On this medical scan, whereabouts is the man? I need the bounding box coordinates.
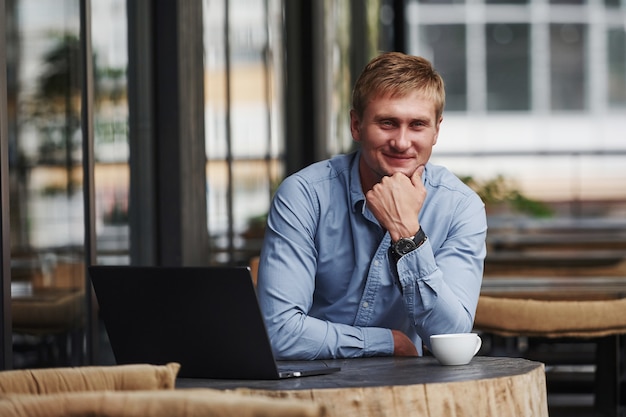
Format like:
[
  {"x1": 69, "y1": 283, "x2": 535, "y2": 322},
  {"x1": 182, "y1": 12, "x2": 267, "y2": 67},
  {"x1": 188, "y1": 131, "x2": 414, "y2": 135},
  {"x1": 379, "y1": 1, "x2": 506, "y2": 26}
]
[{"x1": 256, "y1": 52, "x2": 487, "y2": 360}]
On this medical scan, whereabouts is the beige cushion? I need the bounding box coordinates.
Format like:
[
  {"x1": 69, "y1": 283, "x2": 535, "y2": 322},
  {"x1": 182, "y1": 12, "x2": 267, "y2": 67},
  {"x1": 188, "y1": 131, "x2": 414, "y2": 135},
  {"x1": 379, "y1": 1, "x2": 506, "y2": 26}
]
[
  {"x1": 0, "y1": 389, "x2": 323, "y2": 417},
  {"x1": 0, "y1": 363, "x2": 180, "y2": 395},
  {"x1": 474, "y1": 295, "x2": 626, "y2": 338},
  {"x1": 0, "y1": 364, "x2": 323, "y2": 417}
]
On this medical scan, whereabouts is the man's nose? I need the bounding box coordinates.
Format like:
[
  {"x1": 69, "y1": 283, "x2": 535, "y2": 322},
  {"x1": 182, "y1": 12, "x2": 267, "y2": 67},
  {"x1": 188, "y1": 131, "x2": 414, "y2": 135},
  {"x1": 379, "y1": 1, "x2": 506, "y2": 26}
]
[{"x1": 391, "y1": 128, "x2": 411, "y2": 151}]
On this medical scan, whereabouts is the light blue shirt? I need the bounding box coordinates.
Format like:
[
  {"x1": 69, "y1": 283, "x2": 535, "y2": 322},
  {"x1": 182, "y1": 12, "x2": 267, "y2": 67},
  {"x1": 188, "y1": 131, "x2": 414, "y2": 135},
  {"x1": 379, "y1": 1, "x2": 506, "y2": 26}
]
[{"x1": 256, "y1": 151, "x2": 487, "y2": 360}]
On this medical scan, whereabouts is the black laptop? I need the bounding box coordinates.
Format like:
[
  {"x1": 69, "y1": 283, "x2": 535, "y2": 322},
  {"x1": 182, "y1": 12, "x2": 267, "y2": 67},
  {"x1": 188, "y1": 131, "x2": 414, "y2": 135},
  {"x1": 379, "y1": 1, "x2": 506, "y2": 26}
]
[{"x1": 88, "y1": 265, "x2": 340, "y2": 379}]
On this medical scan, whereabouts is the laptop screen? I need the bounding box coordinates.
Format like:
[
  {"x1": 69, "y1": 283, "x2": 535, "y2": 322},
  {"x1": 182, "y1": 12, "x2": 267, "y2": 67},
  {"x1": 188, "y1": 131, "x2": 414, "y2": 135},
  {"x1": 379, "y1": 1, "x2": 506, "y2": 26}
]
[{"x1": 89, "y1": 265, "x2": 282, "y2": 378}]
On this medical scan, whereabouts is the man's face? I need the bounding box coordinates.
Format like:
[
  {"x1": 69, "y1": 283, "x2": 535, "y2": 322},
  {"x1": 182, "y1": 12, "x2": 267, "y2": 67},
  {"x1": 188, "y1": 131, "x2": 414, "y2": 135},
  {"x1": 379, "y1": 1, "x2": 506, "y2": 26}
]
[{"x1": 350, "y1": 91, "x2": 442, "y2": 191}]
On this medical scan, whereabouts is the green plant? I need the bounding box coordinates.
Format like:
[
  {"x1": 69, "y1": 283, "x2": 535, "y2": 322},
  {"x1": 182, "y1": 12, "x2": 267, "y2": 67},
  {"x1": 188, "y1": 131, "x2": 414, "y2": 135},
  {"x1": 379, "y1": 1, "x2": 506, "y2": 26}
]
[{"x1": 459, "y1": 174, "x2": 553, "y2": 218}]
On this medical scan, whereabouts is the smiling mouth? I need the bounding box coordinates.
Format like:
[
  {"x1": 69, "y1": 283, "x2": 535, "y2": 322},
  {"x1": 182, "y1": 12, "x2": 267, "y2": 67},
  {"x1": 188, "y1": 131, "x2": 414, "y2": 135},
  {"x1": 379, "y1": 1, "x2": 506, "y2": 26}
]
[{"x1": 384, "y1": 153, "x2": 415, "y2": 162}]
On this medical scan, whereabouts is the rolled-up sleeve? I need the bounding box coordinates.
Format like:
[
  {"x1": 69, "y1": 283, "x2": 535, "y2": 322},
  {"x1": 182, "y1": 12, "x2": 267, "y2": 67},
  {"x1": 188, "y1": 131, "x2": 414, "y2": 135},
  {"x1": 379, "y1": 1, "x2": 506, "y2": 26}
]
[{"x1": 256, "y1": 173, "x2": 394, "y2": 360}]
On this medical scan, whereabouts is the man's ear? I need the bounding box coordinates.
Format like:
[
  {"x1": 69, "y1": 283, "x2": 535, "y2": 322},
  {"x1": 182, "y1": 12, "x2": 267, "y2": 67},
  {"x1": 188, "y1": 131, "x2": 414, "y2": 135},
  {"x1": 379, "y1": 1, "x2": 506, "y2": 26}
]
[{"x1": 350, "y1": 110, "x2": 361, "y2": 142}]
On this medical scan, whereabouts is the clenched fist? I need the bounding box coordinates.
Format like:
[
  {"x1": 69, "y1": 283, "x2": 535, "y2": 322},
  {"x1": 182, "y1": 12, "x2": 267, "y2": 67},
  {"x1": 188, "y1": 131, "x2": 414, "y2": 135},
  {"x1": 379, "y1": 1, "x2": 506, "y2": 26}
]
[{"x1": 365, "y1": 166, "x2": 426, "y2": 242}]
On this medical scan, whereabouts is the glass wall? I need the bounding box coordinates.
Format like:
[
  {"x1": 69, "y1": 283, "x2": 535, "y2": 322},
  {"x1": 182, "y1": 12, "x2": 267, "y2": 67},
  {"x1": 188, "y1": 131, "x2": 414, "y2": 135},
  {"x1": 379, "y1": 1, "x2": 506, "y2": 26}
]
[
  {"x1": 201, "y1": 0, "x2": 389, "y2": 267},
  {"x1": 204, "y1": 0, "x2": 285, "y2": 266},
  {"x1": 92, "y1": 0, "x2": 130, "y2": 266},
  {"x1": 8, "y1": 0, "x2": 86, "y2": 368},
  {"x1": 325, "y1": 0, "x2": 356, "y2": 157},
  {"x1": 4, "y1": 0, "x2": 290, "y2": 366},
  {"x1": 6, "y1": 0, "x2": 130, "y2": 368},
  {"x1": 4, "y1": 0, "x2": 289, "y2": 369}
]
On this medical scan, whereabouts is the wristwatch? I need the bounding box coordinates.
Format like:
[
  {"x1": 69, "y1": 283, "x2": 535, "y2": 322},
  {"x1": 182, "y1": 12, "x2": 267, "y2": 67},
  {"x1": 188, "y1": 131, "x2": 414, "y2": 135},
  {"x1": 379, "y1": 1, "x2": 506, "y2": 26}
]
[{"x1": 390, "y1": 227, "x2": 427, "y2": 262}]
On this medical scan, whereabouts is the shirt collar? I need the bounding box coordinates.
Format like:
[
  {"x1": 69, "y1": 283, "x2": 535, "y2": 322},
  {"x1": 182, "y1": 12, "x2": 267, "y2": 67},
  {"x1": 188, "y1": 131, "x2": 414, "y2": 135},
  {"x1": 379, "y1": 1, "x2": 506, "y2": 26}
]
[{"x1": 349, "y1": 150, "x2": 366, "y2": 213}]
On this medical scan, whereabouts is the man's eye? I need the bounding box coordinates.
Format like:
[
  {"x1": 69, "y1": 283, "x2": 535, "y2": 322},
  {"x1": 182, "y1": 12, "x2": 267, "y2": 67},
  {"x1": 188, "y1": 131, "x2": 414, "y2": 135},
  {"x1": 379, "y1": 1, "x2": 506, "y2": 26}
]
[{"x1": 380, "y1": 120, "x2": 394, "y2": 128}]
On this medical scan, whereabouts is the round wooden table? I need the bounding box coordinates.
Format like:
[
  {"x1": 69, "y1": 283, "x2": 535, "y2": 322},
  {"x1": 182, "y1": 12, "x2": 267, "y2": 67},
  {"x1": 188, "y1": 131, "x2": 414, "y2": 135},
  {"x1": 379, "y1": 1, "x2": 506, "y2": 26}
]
[{"x1": 177, "y1": 356, "x2": 548, "y2": 417}]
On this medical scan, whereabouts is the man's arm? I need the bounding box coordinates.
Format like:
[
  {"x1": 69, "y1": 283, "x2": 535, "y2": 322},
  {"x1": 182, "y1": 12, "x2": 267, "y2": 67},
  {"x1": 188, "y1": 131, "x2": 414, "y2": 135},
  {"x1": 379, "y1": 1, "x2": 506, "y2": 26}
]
[
  {"x1": 256, "y1": 175, "x2": 395, "y2": 360},
  {"x1": 395, "y1": 205, "x2": 486, "y2": 349},
  {"x1": 365, "y1": 166, "x2": 486, "y2": 349}
]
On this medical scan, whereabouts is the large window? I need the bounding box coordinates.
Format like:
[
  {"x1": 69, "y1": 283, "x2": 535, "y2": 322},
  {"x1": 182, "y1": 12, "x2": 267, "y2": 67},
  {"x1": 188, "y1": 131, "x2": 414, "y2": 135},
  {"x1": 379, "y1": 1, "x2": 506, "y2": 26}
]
[
  {"x1": 407, "y1": 0, "x2": 626, "y2": 208},
  {"x1": 203, "y1": 0, "x2": 284, "y2": 265},
  {"x1": 550, "y1": 23, "x2": 586, "y2": 111},
  {"x1": 419, "y1": 24, "x2": 467, "y2": 111},
  {"x1": 92, "y1": 0, "x2": 129, "y2": 266},
  {"x1": 608, "y1": 27, "x2": 626, "y2": 108},
  {"x1": 486, "y1": 23, "x2": 530, "y2": 111}
]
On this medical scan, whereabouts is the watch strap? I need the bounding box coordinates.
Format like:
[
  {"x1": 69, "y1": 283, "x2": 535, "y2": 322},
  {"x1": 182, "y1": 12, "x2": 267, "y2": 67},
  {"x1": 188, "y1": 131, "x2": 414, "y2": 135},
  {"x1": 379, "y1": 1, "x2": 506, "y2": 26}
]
[{"x1": 390, "y1": 227, "x2": 427, "y2": 262}]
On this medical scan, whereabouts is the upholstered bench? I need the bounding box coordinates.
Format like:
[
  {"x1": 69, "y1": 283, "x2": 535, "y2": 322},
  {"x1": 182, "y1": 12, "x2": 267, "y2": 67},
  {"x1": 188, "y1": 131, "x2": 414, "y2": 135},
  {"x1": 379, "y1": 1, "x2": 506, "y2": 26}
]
[
  {"x1": 0, "y1": 363, "x2": 323, "y2": 417},
  {"x1": 474, "y1": 295, "x2": 626, "y2": 338}
]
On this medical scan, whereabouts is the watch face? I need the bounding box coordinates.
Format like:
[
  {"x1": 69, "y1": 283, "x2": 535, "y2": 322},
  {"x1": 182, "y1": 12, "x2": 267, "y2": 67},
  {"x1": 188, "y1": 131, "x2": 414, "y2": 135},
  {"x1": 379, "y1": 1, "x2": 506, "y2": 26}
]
[{"x1": 395, "y1": 238, "x2": 418, "y2": 255}]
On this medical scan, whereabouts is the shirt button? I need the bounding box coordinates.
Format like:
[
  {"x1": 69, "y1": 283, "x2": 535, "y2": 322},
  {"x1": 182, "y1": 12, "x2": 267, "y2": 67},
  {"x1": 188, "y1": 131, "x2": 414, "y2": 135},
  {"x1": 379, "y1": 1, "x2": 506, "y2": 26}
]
[
  {"x1": 362, "y1": 302, "x2": 369, "y2": 308},
  {"x1": 373, "y1": 260, "x2": 380, "y2": 266}
]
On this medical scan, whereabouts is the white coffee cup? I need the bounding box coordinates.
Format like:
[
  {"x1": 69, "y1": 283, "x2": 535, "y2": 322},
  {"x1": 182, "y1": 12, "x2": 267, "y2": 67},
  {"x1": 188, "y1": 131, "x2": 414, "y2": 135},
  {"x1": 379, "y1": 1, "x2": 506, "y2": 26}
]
[{"x1": 429, "y1": 333, "x2": 482, "y2": 366}]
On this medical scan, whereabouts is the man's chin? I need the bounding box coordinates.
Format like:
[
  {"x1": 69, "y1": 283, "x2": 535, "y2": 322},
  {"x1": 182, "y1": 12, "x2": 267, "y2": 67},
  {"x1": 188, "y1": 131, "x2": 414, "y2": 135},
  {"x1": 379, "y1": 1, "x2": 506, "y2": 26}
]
[{"x1": 384, "y1": 167, "x2": 416, "y2": 178}]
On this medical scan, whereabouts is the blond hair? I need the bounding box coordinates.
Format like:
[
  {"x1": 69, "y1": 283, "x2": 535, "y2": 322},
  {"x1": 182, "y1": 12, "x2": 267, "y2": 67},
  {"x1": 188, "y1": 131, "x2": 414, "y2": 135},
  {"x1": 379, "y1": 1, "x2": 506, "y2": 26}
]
[{"x1": 352, "y1": 52, "x2": 445, "y2": 120}]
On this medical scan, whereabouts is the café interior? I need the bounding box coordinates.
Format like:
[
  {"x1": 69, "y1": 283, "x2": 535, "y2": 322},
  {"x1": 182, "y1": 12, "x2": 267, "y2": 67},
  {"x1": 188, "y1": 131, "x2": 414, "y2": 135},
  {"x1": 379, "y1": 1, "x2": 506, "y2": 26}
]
[{"x1": 1, "y1": 0, "x2": 626, "y2": 416}]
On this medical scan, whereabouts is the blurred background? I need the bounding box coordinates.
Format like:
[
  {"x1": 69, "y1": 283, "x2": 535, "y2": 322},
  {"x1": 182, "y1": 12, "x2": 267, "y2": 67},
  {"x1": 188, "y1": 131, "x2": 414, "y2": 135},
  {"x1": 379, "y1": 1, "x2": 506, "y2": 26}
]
[{"x1": 1, "y1": 2, "x2": 625, "y2": 410}]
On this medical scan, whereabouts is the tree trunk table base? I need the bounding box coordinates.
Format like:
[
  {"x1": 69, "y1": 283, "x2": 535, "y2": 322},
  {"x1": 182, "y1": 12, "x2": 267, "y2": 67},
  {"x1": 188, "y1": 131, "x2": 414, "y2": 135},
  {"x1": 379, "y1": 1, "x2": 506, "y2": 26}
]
[{"x1": 178, "y1": 356, "x2": 548, "y2": 417}]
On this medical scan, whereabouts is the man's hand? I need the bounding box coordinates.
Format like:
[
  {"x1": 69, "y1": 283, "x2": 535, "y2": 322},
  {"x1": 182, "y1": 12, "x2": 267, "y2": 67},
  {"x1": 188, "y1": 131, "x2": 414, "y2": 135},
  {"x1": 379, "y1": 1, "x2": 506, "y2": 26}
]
[
  {"x1": 365, "y1": 166, "x2": 426, "y2": 242},
  {"x1": 392, "y1": 330, "x2": 419, "y2": 357}
]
